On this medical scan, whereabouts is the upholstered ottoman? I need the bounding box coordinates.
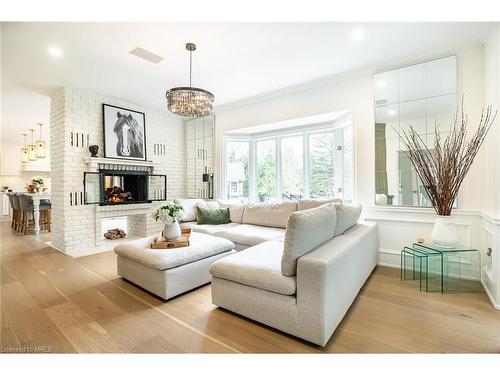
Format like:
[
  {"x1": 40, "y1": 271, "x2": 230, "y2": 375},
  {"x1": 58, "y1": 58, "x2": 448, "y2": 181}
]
[{"x1": 114, "y1": 232, "x2": 236, "y2": 300}]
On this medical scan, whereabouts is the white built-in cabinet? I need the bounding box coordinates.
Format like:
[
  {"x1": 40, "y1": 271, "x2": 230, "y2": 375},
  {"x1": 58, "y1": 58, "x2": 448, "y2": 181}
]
[{"x1": 185, "y1": 115, "x2": 215, "y2": 198}]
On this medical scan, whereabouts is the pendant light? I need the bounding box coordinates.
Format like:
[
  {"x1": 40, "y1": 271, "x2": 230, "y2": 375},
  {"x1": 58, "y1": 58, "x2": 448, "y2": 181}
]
[
  {"x1": 28, "y1": 128, "x2": 37, "y2": 161},
  {"x1": 21, "y1": 133, "x2": 29, "y2": 163},
  {"x1": 35, "y1": 123, "x2": 46, "y2": 158},
  {"x1": 166, "y1": 43, "x2": 215, "y2": 118}
]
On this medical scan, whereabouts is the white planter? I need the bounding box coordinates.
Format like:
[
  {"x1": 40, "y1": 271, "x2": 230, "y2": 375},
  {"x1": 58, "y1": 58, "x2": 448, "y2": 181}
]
[
  {"x1": 431, "y1": 215, "x2": 458, "y2": 248},
  {"x1": 163, "y1": 221, "x2": 181, "y2": 240}
]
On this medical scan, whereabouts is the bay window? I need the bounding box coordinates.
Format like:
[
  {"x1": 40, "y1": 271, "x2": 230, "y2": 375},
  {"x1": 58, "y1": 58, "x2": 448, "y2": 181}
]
[{"x1": 223, "y1": 117, "x2": 354, "y2": 203}]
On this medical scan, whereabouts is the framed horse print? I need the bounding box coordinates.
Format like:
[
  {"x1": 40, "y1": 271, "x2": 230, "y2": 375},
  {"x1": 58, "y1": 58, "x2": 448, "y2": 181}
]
[{"x1": 102, "y1": 104, "x2": 147, "y2": 161}]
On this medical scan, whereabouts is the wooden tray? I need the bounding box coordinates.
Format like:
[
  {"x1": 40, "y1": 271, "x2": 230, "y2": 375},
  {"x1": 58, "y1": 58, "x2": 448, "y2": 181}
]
[{"x1": 151, "y1": 228, "x2": 191, "y2": 249}]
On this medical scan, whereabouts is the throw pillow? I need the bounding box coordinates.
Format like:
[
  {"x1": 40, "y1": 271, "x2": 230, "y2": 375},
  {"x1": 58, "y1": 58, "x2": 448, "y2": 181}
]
[
  {"x1": 197, "y1": 201, "x2": 220, "y2": 209},
  {"x1": 297, "y1": 198, "x2": 343, "y2": 211},
  {"x1": 196, "y1": 206, "x2": 231, "y2": 225},
  {"x1": 281, "y1": 203, "x2": 337, "y2": 276},
  {"x1": 334, "y1": 202, "x2": 362, "y2": 236},
  {"x1": 173, "y1": 198, "x2": 205, "y2": 222},
  {"x1": 216, "y1": 200, "x2": 246, "y2": 223}
]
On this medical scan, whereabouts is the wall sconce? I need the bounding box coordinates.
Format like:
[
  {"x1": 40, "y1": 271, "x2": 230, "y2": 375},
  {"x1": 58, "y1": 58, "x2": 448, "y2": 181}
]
[{"x1": 202, "y1": 167, "x2": 214, "y2": 200}]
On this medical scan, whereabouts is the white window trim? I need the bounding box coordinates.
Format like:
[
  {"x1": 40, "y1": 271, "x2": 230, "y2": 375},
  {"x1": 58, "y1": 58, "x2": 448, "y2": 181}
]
[{"x1": 221, "y1": 114, "x2": 354, "y2": 202}]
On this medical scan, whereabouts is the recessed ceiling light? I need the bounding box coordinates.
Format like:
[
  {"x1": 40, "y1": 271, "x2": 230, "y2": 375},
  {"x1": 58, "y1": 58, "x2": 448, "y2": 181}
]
[
  {"x1": 388, "y1": 109, "x2": 397, "y2": 116},
  {"x1": 48, "y1": 46, "x2": 63, "y2": 58},
  {"x1": 376, "y1": 80, "x2": 386, "y2": 88},
  {"x1": 350, "y1": 29, "x2": 365, "y2": 42}
]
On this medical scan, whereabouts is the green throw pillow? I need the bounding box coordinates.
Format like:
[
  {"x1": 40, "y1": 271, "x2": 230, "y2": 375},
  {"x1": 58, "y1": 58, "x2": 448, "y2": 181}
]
[{"x1": 196, "y1": 206, "x2": 231, "y2": 225}]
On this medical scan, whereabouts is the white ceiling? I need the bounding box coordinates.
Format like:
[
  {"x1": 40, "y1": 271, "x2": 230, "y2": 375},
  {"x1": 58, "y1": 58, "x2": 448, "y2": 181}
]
[{"x1": 0, "y1": 22, "x2": 493, "y2": 144}]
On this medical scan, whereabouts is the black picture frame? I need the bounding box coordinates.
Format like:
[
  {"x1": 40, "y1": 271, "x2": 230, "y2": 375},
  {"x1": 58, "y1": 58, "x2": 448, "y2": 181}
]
[{"x1": 102, "y1": 103, "x2": 147, "y2": 161}]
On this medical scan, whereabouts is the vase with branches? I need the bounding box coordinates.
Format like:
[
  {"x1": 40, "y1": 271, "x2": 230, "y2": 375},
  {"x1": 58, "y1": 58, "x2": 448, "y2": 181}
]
[{"x1": 398, "y1": 99, "x2": 496, "y2": 247}]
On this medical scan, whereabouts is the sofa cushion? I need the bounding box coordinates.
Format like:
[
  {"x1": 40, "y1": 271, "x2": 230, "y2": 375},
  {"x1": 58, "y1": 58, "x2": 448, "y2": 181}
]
[
  {"x1": 174, "y1": 199, "x2": 205, "y2": 222},
  {"x1": 242, "y1": 201, "x2": 297, "y2": 229},
  {"x1": 217, "y1": 200, "x2": 246, "y2": 223},
  {"x1": 190, "y1": 222, "x2": 239, "y2": 235},
  {"x1": 298, "y1": 198, "x2": 342, "y2": 211},
  {"x1": 212, "y1": 224, "x2": 285, "y2": 247},
  {"x1": 334, "y1": 202, "x2": 362, "y2": 236},
  {"x1": 210, "y1": 241, "x2": 296, "y2": 295},
  {"x1": 114, "y1": 232, "x2": 235, "y2": 271},
  {"x1": 281, "y1": 203, "x2": 336, "y2": 276},
  {"x1": 196, "y1": 206, "x2": 231, "y2": 225}
]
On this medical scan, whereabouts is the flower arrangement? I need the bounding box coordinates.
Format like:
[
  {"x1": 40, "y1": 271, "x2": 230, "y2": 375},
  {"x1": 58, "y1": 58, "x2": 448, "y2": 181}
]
[
  {"x1": 32, "y1": 176, "x2": 45, "y2": 186},
  {"x1": 152, "y1": 202, "x2": 184, "y2": 225}
]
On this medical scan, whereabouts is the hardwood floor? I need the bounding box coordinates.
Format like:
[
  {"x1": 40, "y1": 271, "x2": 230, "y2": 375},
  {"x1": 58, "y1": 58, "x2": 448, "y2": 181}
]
[{"x1": 1, "y1": 219, "x2": 499, "y2": 353}]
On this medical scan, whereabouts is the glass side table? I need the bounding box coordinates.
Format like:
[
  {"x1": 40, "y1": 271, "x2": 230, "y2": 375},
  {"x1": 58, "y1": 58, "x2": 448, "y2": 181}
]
[{"x1": 401, "y1": 243, "x2": 481, "y2": 293}]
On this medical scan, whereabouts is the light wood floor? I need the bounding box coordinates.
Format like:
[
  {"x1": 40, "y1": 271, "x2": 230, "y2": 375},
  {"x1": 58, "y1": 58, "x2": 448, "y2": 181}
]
[{"x1": 1, "y1": 220, "x2": 499, "y2": 353}]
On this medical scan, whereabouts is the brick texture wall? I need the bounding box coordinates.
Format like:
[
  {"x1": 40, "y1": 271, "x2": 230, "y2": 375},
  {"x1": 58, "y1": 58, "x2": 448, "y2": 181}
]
[{"x1": 50, "y1": 87, "x2": 185, "y2": 254}]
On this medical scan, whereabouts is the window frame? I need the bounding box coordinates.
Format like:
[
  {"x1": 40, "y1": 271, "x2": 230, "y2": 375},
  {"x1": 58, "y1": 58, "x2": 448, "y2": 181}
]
[{"x1": 222, "y1": 116, "x2": 354, "y2": 203}]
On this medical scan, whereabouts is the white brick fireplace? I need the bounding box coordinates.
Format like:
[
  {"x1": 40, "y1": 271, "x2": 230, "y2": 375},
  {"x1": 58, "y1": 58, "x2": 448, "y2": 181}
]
[{"x1": 49, "y1": 87, "x2": 185, "y2": 256}]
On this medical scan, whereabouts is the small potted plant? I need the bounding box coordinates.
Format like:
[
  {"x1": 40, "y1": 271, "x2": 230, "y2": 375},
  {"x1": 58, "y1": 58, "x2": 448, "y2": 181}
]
[
  {"x1": 32, "y1": 176, "x2": 45, "y2": 193},
  {"x1": 152, "y1": 202, "x2": 184, "y2": 240}
]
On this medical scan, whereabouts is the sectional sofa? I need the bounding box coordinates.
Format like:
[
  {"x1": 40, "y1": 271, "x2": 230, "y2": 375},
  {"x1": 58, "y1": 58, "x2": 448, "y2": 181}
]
[{"x1": 175, "y1": 198, "x2": 379, "y2": 346}]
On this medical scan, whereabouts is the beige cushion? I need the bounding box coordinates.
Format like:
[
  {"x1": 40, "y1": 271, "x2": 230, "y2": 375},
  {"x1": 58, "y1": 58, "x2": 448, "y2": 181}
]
[
  {"x1": 217, "y1": 200, "x2": 246, "y2": 223},
  {"x1": 242, "y1": 201, "x2": 297, "y2": 228},
  {"x1": 174, "y1": 199, "x2": 205, "y2": 222},
  {"x1": 114, "y1": 232, "x2": 234, "y2": 270},
  {"x1": 281, "y1": 203, "x2": 336, "y2": 276},
  {"x1": 212, "y1": 224, "x2": 285, "y2": 247},
  {"x1": 334, "y1": 202, "x2": 362, "y2": 236},
  {"x1": 210, "y1": 241, "x2": 296, "y2": 295},
  {"x1": 298, "y1": 198, "x2": 342, "y2": 211},
  {"x1": 190, "y1": 222, "x2": 239, "y2": 235}
]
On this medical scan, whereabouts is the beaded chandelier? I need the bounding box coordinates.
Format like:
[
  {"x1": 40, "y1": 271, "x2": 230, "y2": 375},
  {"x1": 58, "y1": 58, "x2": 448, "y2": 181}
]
[{"x1": 166, "y1": 43, "x2": 214, "y2": 118}]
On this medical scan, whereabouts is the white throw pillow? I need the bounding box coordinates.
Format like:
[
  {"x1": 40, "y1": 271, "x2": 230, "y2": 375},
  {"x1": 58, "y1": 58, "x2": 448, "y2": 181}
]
[
  {"x1": 173, "y1": 199, "x2": 205, "y2": 222},
  {"x1": 281, "y1": 203, "x2": 337, "y2": 276},
  {"x1": 197, "y1": 201, "x2": 220, "y2": 209},
  {"x1": 297, "y1": 198, "x2": 343, "y2": 211},
  {"x1": 217, "y1": 199, "x2": 246, "y2": 223},
  {"x1": 334, "y1": 202, "x2": 362, "y2": 236},
  {"x1": 242, "y1": 201, "x2": 297, "y2": 229}
]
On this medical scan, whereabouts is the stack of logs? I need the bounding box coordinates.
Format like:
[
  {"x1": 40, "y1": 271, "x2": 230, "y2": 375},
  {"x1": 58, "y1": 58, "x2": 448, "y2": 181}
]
[{"x1": 104, "y1": 228, "x2": 127, "y2": 240}]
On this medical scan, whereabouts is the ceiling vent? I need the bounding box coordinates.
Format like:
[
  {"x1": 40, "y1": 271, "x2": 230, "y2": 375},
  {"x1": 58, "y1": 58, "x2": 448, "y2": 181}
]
[{"x1": 129, "y1": 46, "x2": 164, "y2": 64}]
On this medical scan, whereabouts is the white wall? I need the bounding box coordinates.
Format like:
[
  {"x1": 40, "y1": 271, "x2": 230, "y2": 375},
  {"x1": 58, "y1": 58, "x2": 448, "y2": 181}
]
[
  {"x1": 215, "y1": 47, "x2": 486, "y2": 210},
  {"x1": 50, "y1": 87, "x2": 185, "y2": 255}
]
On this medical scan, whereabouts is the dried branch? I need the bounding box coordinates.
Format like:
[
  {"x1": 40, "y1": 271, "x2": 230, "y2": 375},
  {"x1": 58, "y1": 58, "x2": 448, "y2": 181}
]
[{"x1": 398, "y1": 97, "x2": 497, "y2": 216}]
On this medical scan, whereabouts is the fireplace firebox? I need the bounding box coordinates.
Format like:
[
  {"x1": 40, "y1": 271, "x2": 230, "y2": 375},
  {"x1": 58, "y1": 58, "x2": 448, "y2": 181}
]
[{"x1": 84, "y1": 170, "x2": 166, "y2": 205}]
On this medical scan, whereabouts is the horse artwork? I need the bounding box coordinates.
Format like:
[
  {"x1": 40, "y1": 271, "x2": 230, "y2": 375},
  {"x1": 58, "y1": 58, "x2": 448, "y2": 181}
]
[{"x1": 102, "y1": 104, "x2": 146, "y2": 161}]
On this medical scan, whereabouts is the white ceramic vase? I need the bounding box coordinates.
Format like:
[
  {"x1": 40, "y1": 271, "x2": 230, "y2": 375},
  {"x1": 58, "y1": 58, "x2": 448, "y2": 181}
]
[
  {"x1": 431, "y1": 215, "x2": 458, "y2": 248},
  {"x1": 163, "y1": 221, "x2": 181, "y2": 240}
]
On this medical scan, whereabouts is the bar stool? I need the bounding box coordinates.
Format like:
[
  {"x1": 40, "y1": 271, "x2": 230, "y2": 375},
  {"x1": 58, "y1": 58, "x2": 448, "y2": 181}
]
[
  {"x1": 7, "y1": 193, "x2": 21, "y2": 231},
  {"x1": 17, "y1": 193, "x2": 52, "y2": 234}
]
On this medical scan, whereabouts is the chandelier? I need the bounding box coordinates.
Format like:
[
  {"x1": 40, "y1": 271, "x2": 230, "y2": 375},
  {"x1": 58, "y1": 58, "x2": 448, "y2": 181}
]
[
  {"x1": 28, "y1": 128, "x2": 37, "y2": 161},
  {"x1": 166, "y1": 43, "x2": 214, "y2": 118},
  {"x1": 36, "y1": 123, "x2": 46, "y2": 158},
  {"x1": 21, "y1": 133, "x2": 29, "y2": 163}
]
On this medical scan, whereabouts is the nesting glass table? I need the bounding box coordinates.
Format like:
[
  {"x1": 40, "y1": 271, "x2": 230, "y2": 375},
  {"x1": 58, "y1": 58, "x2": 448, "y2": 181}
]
[{"x1": 401, "y1": 243, "x2": 481, "y2": 293}]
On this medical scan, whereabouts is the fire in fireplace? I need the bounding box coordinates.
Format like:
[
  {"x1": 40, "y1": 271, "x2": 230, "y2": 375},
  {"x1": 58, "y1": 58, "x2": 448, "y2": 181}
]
[{"x1": 83, "y1": 169, "x2": 167, "y2": 206}]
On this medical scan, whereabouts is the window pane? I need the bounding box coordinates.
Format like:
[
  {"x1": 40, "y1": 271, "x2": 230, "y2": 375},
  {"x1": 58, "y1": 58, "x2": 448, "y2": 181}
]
[
  {"x1": 225, "y1": 141, "x2": 249, "y2": 202},
  {"x1": 256, "y1": 140, "x2": 277, "y2": 202},
  {"x1": 342, "y1": 126, "x2": 354, "y2": 203},
  {"x1": 309, "y1": 132, "x2": 336, "y2": 198},
  {"x1": 281, "y1": 136, "x2": 303, "y2": 200}
]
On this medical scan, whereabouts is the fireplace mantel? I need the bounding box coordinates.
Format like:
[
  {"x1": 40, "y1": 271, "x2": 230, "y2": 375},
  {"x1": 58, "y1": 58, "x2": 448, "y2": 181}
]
[{"x1": 84, "y1": 157, "x2": 160, "y2": 172}]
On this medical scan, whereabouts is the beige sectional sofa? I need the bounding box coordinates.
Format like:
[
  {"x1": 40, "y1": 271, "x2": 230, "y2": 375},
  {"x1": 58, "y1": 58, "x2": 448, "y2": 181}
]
[{"x1": 175, "y1": 198, "x2": 379, "y2": 346}]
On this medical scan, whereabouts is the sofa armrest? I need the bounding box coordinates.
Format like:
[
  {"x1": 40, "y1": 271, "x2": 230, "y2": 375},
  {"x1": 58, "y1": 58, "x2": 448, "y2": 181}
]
[{"x1": 295, "y1": 222, "x2": 378, "y2": 345}]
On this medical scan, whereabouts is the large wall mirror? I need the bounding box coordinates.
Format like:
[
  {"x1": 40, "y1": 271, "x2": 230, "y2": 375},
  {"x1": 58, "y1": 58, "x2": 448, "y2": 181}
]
[
  {"x1": 374, "y1": 55, "x2": 457, "y2": 207},
  {"x1": 185, "y1": 115, "x2": 215, "y2": 199}
]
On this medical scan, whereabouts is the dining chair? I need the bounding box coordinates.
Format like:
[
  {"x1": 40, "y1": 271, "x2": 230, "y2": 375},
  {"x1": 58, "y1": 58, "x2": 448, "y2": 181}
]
[
  {"x1": 7, "y1": 193, "x2": 21, "y2": 231},
  {"x1": 17, "y1": 193, "x2": 52, "y2": 234}
]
